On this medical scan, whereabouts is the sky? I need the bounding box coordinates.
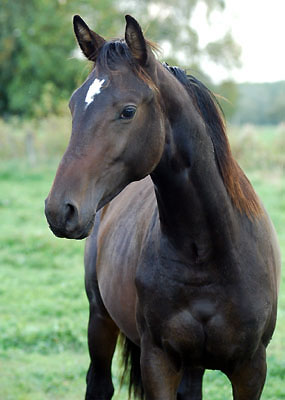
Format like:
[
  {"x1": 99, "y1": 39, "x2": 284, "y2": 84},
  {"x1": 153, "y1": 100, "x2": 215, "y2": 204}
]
[{"x1": 191, "y1": 0, "x2": 285, "y2": 83}]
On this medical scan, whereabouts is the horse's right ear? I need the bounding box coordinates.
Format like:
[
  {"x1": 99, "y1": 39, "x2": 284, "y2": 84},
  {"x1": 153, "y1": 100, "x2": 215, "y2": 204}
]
[
  {"x1": 125, "y1": 15, "x2": 147, "y2": 65},
  {"x1": 73, "y1": 15, "x2": 105, "y2": 61}
]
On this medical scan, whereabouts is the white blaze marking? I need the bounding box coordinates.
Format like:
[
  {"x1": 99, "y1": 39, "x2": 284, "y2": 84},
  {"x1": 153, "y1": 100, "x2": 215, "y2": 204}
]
[{"x1": 85, "y1": 78, "x2": 105, "y2": 107}]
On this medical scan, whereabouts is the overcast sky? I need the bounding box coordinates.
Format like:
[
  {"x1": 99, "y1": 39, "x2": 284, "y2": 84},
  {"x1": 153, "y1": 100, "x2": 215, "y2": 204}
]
[{"x1": 192, "y1": 0, "x2": 285, "y2": 83}]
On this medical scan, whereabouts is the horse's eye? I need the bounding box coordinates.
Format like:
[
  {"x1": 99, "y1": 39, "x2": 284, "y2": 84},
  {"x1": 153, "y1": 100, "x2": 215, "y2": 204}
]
[{"x1": 120, "y1": 105, "x2": 137, "y2": 120}]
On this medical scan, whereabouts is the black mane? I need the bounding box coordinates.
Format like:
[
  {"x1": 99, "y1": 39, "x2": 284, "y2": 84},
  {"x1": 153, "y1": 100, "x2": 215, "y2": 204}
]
[
  {"x1": 163, "y1": 63, "x2": 261, "y2": 217},
  {"x1": 163, "y1": 63, "x2": 226, "y2": 143}
]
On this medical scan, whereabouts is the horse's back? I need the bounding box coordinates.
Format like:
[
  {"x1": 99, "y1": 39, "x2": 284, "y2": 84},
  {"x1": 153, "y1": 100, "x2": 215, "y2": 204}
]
[{"x1": 85, "y1": 177, "x2": 157, "y2": 342}]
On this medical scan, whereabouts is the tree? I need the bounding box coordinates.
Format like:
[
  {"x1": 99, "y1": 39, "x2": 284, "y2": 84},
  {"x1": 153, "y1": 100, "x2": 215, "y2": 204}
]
[{"x1": 0, "y1": 0, "x2": 122, "y2": 118}]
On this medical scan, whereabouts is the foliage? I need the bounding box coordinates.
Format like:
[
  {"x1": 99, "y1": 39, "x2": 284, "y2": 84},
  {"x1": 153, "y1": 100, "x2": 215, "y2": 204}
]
[
  {"x1": 1, "y1": 0, "x2": 73, "y2": 117},
  {"x1": 0, "y1": 123, "x2": 284, "y2": 399},
  {"x1": 0, "y1": 0, "x2": 240, "y2": 119},
  {"x1": 0, "y1": 0, "x2": 122, "y2": 118}
]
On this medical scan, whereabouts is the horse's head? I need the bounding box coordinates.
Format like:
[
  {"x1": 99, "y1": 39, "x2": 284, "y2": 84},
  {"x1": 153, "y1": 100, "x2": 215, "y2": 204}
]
[{"x1": 45, "y1": 15, "x2": 165, "y2": 239}]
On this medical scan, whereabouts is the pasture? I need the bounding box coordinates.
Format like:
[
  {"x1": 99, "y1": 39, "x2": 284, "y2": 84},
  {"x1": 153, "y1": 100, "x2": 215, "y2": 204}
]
[{"x1": 0, "y1": 120, "x2": 284, "y2": 399}]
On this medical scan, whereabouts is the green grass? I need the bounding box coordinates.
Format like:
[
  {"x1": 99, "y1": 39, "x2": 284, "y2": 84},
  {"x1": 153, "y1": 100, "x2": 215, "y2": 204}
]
[
  {"x1": 0, "y1": 162, "x2": 88, "y2": 399},
  {"x1": 0, "y1": 126, "x2": 284, "y2": 399}
]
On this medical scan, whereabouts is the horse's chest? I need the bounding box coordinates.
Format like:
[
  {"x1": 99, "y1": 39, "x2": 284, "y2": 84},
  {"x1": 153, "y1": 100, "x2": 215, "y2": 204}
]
[
  {"x1": 137, "y1": 266, "x2": 216, "y2": 341},
  {"x1": 136, "y1": 265, "x2": 261, "y2": 367}
]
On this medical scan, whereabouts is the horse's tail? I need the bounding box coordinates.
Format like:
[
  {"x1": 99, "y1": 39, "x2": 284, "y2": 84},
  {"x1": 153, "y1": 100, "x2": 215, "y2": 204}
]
[{"x1": 120, "y1": 334, "x2": 144, "y2": 400}]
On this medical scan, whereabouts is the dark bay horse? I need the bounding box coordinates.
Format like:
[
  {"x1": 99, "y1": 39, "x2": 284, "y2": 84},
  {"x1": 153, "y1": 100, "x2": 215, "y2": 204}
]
[{"x1": 45, "y1": 15, "x2": 281, "y2": 400}]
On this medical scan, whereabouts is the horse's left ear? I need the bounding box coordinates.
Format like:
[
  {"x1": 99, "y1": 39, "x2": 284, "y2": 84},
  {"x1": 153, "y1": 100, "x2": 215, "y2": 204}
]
[
  {"x1": 73, "y1": 15, "x2": 105, "y2": 61},
  {"x1": 125, "y1": 15, "x2": 147, "y2": 65}
]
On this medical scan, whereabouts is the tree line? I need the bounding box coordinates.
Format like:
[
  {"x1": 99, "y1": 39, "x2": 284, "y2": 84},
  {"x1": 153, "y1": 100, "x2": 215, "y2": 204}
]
[{"x1": 231, "y1": 82, "x2": 285, "y2": 125}]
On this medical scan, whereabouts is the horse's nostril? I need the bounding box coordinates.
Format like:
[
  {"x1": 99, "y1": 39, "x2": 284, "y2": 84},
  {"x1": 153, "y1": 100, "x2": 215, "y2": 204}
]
[
  {"x1": 64, "y1": 202, "x2": 79, "y2": 230},
  {"x1": 65, "y1": 203, "x2": 75, "y2": 218}
]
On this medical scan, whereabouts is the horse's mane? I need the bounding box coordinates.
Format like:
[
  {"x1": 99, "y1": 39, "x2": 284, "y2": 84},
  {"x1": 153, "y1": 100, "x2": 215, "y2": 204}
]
[
  {"x1": 96, "y1": 41, "x2": 261, "y2": 218},
  {"x1": 164, "y1": 64, "x2": 262, "y2": 218}
]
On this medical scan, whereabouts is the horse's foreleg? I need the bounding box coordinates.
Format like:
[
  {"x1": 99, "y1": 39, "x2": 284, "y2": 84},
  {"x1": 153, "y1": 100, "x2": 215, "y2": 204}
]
[
  {"x1": 140, "y1": 334, "x2": 183, "y2": 400},
  {"x1": 85, "y1": 284, "x2": 119, "y2": 400},
  {"x1": 177, "y1": 367, "x2": 205, "y2": 400},
  {"x1": 228, "y1": 345, "x2": 267, "y2": 400}
]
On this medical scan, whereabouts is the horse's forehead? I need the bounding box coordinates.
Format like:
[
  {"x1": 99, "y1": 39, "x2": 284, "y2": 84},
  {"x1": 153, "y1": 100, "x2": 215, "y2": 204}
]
[{"x1": 70, "y1": 64, "x2": 150, "y2": 113}]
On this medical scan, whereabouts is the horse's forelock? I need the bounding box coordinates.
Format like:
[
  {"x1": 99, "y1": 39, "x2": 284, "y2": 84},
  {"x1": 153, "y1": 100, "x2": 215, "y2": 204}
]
[{"x1": 96, "y1": 39, "x2": 159, "y2": 94}]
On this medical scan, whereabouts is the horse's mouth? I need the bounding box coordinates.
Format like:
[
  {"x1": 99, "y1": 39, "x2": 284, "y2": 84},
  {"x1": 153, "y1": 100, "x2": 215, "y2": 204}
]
[{"x1": 47, "y1": 214, "x2": 95, "y2": 240}]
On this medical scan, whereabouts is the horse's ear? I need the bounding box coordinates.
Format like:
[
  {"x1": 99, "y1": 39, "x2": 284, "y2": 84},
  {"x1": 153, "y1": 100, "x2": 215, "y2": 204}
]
[
  {"x1": 125, "y1": 15, "x2": 147, "y2": 65},
  {"x1": 73, "y1": 15, "x2": 105, "y2": 61}
]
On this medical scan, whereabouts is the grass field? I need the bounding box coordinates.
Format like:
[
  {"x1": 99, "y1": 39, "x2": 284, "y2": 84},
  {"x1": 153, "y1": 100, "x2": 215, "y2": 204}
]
[{"x1": 0, "y1": 123, "x2": 284, "y2": 399}]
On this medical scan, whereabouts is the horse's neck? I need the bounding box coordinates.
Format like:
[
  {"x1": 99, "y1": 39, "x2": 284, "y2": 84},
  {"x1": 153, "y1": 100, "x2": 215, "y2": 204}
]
[{"x1": 151, "y1": 73, "x2": 236, "y2": 260}]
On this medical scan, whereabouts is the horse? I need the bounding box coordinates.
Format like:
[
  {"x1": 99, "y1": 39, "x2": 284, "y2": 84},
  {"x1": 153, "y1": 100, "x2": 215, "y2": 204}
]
[{"x1": 45, "y1": 14, "x2": 281, "y2": 400}]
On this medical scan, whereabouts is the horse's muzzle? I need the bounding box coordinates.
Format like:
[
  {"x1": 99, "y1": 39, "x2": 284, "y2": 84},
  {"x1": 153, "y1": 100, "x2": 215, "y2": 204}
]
[{"x1": 44, "y1": 197, "x2": 94, "y2": 240}]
